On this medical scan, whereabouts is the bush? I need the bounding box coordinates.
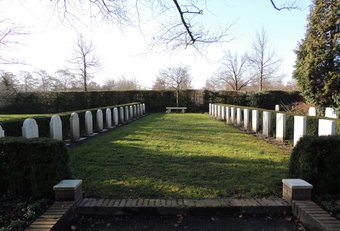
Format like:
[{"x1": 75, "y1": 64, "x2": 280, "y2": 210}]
[
  {"x1": 0, "y1": 137, "x2": 70, "y2": 199},
  {"x1": 289, "y1": 136, "x2": 340, "y2": 194}
]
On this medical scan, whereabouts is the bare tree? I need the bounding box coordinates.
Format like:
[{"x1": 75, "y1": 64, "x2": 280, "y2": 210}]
[
  {"x1": 55, "y1": 69, "x2": 82, "y2": 91},
  {"x1": 215, "y1": 51, "x2": 251, "y2": 92},
  {"x1": 18, "y1": 71, "x2": 39, "y2": 93},
  {"x1": 34, "y1": 69, "x2": 55, "y2": 92},
  {"x1": 203, "y1": 76, "x2": 224, "y2": 91},
  {"x1": 103, "y1": 76, "x2": 140, "y2": 91},
  {"x1": 52, "y1": 1, "x2": 298, "y2": 49},
  {"x1": 154, "y1": 66, "x2": 191, "y2": 107},
  {"x1": 71, "y1": 34, "x2": 100, "y2": 92},
  {"x1": 0, "y1": 71, "x2": 17, "y2": 97},
  {"x1": 247, "y1": 29, "x2": 281, "y2": 92}
]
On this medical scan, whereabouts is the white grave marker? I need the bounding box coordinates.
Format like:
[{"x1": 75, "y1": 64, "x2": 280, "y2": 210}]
[
  {"x1": 294, "y1": 116, "x2": 306, "y2": 146},
  {"x1": 209, "y1": 103, "x2": 212, "y2": 115},
  {"x1": 318, "y1": 119, "x2": 336, "y2": 136},
  {"x1": 129, "y1": 106, "x2": 134, "y2": 120},
  {"x1": 263, "y1": 111, "x2": 271, "y2": 137},
  {"x1": 325, "y1": 107, "x2": 338, "y2": 119},
  {"x1": 276, "y1": 113, "x2": 286, "y2": 141},
  {"x1": 308, "y1": 107, "x2": 316, "y2": 116},
  {"x1": 252, "y1": 110, "x2": 259, "y2": 132},
  {"x1": 50, "y1": 115, "x2": 63, "y2": 141},
  {"x1": 226, "y1": 106, "x2": 230, "y2": 124},
  {"x1": 236, "y1": 108, "x2": 242, "y2": 125},
  {"x1": 142, "y1": 103, "x2": 146, "y2": 114},
  {"x1": 243, "y1": 109, "x2": 250, "y2": 129},
  {"x1": 22, "y1": 118, "x2": 39, "y2": 139},
  {"x1": 230, "y1": 107, "x2": 235, "y2": 124},
  {"x1": 113, "y1": 108, "x2": 119, "y2": 125},
  {"x1": 0, "y1": 125, "x2": 5, "y2": 138},
  {"x1": 125, "y1": 106, "x2": 130, "y2": 121},
  {"x1": 106, "y1": 108, "x2": 113, "y2": 128},
  {"x1": 275, "y1": 105, "x2": 280, "y2": 111},
  {"x1": 70, "y1": 113, "x2": 80, "y2": 141},
  {"x1": 96, "y1": 109, "x2": 104, "y2": 131},
  {"x1": 119, "y1": 107, "x2": 125, "y2": 123},
  {"x1": 85, "y1": 111, "x2": 93, "y2": 135}
]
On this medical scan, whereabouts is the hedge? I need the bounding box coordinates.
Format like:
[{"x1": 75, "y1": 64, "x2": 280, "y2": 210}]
[
  {"x1": 0, "y1": 137, "x2": 70, "y2": 199},
  {"x1": 0, "y1": 90, "x2": 304, "y2": 114},
  {"x1": 289, "y1": 136, "x2": 340, "y2": 194}
]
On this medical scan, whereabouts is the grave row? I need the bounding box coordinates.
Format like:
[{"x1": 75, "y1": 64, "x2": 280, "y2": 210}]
[
  {"x1": 209, "y1": 103, "x2": 337, "y2": 146},
  {"x1": 0, "y1": 103, "x2": 146, "y2": 142}
]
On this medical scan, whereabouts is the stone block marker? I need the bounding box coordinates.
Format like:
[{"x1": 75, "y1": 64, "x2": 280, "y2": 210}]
[
  {"x1": 119, "y1": 107, "x2": 125, "y2": 123},
  {"x1": 221, "y1": 106, "x2": 225, "y2": 120},
  {"x1": 129, "y1": 106, "x2": 134, "y2": 120},
  {"x1": 325, "y1": 107, "x2": 338, "y2": 118},
  {"x1": 142, "y1": 103, "x2": 146, "y2": 115},
  {"x1": 106, "y1": 108, "x2": 113, "y2": 128},
  {"x1": 243, "y1": 109, "x2": 249, "y2": 129},
  {"x1": 275, "y1": 105, "x2": 280, "y2": 111},
  {"x1": 85, "y1": 111, "x2": 94, "y2": 136},
  {"x1": 133, "y1": 105, "x2": 137, "y2": 118},
  {"x1": 217, "y1": 105, "x2": 221, "y2": 119},
  {"x1": 53, "y1": 179, "x2": 83, "y2": 202},
  {"x1": 70, "y1": 113, "x2": 80, "y2": 141},
  {"x1": 262, "y1": 111, "x2": 271, "y2": 137},
  {"x1": 318, "y1": 119, "x2": 336, "y2": 136},
  {"x1": 226, "y1": 106, "x2": 230, "y2": 124},
  {"x1": 294, "y1": 116, "x2": 306, "y2": 146},
  {"x1": 230, "y1": 107, "x2": 235, "y2": 124},
  {"x1": 236, "y1": 108, "x2": 242, "y2": 125},
  {"x1": 113, "y1": 107, "x2": 119, "y2": 125},
  {"x1": 0, "y1": 125, "x2": 5, "y2": 138},
  {"x1": 209, "y1": 103, "x2": 212, "y2": 115},
  {"x1": 282, "y1": 179, "x2": 313, "y2": 203},
  {"x1": 125, "y1": 106, "x2": 130, "y2": 121},
  {"x1": 22, "y1": 118, "x2": 39, "y2": 139},
  {"x1": 252, "y1": 110, "x2": 259, "y2": 133},
  {"x1": 276, "y1": 113, "x2": 286, "y2": 141},
  {"x1": 308, "y1": 107, "x2": 316, "y2": 116},
  {"x1": 96, "y1": 109, "x2": 104, "y2": 131},
  {"x1": 50, "y1": 115, "x2": 63, "y2": 141}
]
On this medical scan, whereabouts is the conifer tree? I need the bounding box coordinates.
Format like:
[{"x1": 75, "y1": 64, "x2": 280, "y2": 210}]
[{"x1": 293, "y1": 0, "x2": 339, "y2": 113}]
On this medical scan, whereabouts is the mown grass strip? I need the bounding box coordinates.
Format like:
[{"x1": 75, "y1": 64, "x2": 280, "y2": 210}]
[{"x1": 69, "y1": 113, "x2": 290, "y2": 199}]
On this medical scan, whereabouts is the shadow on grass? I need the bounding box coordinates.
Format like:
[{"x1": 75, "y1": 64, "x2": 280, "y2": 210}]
[{"x1": 69, "y1": 114, "x2": 289, "y2": 199}]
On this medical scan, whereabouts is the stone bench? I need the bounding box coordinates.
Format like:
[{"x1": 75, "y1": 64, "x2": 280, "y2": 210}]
[
  {"x1": 166, "y1": 107, "x2": 187, "y2": 113},
  {"x1": 53, "y1": 179, "x2": 83, "y2": 202},
  {"x1": 282, "y1": 179, "x2": 313, "y2": 202}
]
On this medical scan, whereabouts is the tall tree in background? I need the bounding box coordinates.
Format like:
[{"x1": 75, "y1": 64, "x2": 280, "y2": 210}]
[
  {"x1": 293, "y1": 0, "x2": 339, "y2": 112},
  {"x1": 215, "y1": 51, "x2": 251, "y2": 92},
  {"x1": 154, "y1": 66, "x2": 191, "y2": 107},
  {"x1": 71, "y1": 35, "x2": 100, "y2": 92},
  {"x1": 247, "y1": 29, "x2": 281, "y2": 92}
]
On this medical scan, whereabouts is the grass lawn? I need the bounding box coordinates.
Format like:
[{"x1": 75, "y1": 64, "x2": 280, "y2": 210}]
[
  {"x1": 0, "y1": 114, "x2": 49, "y2": 121},
  {"x1": 69, "y1": 113, "x2": 291, "y2": 199}
]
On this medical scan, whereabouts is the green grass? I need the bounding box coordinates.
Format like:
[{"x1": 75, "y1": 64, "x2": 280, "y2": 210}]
[
  {"x1": 69, "y1": 113, "x2": 291, "y2": 199},
  {"x1": 0, "y1": 114, "x2": 50, "y2": 121}
]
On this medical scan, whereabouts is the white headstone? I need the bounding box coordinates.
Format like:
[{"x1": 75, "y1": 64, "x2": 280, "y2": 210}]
[
  {"x1": 119, "y1": 107, "x2": 125, "y2": 123},
  {"x1": 70, "y1": 112, "x2": 80, "y2": 141},
  {"x1": 85, "y1": 111, "x2": 93, "y2": 135},
  {"x1": 318, "y1": 119, "x2": 336, "y2": 136},
  {"x1": 142, "y1": 103, "x2": 146, "y2": 114},
  {"x1": 133, "y1": 105, "x2": 137, "y2": 118},
  {"x1": 294, "y1": 116, "x2": 306, "y2": 146},
  {"x1": 275, "y1": 105, "x2": 280, "y2": 111},
  {"x1": 217, "y1": 105, "x2": 221, "y2": 119},
  {"x1": 263, "y1": 111, "x2": 271, "y2": 137},
  {"x1": 129, "y1": 106, "x2": 133, "y2": 120},
  {"x1": 236, "y1": 108, "x2": 242, "y2": 125},
  {"x1": 50, "y1": 115, "x2": 63, "y2": 141},
  {"x1": 96, "y1": 109, "x2": 104, "y2": 131},
  {"x1": 252, "y1": 110, "x2": 259, "y2": 133},
  {"x1": 209, "y1": 103, "x2": 212, "y2": 115},
  {"x1": 308, "y1": 107, "x2": 316, "y2": 116},
  {"x1": 226, "y1": 106, "x2": 230, "y2": 124},
  {"x1": 221, "y1": 106, "x2": 225, "y2": 120},
  {"x1": 136, "y1": 104, "x2": 140, "y2": 117},
  {"x1": 139, "y1": 104, "x2": 143, "y2": 116},
  {"x1": 106, "y1": 108, "x2": 113, "y2": 128},
  {"x1": 325, "y1": 107, "x2": 338, "y2": 119},
  {"x1": 276, "y1": 113, "x2": 286, "y2": 141},
  {"x1": 243, "y1": 109, "x2": 250, "y2": 129},
  {"x1": 125, "y1": 106, "x2": 130, "y2": 121},
  {"x1": 0, "y1": 125, "x2": 5, "y2": 138},
  {"x1": 22, "y1": 118, "x2": 39, "y2": 139},
  {"x1": 113, "y1": 108, "x2": 119, "y2": 125},
  {"x1": 230, "y1": 107, "x2": 235, "y2": 124}
]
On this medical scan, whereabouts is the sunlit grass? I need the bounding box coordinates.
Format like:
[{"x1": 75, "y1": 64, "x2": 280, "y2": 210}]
[{"x1": 69, "y1": 113, "x2": 291, "y2": 199}]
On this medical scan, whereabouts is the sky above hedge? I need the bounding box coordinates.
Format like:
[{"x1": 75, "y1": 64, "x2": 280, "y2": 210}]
[{"x1": 1, "y1": 0, "x2": 312, "y2": 89}]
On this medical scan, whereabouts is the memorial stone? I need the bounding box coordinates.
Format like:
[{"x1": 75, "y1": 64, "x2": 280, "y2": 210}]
[
  {"x1": 276, "y1": 113, "x2": 286, "y2": 141},
  {"x1": 106, "y1": 108, "x2": 113, "y2": 128},
  {"x1": 293, "y1": 116, "x2": 306, "y2": 146},
  {"x1": 262, "y1": 111, "x2": 271, "y2": 137},
  {"x1": 96, "y1": 109, "x2": 104, "y2": 131},
  {"x1": 252, "y1": 110, "x2": 259, "y2": 132},
  {"x1": 243, "y1": 109, "x2": 249, "y2": 129},
  {"x1": 308, "y1": 107, "x2": 316, "y2": 116},
  {"x1": 70, "y1": 113, "x2": 80, "y2": 141},
  {"x1": 50, "y1": 115, "x2": 63, "y2": 141},
  {"x1": 236, "y1": 108, "x2": 242, "y2": 125},
  {"x1": 318, "y1": 119, "x2": 336, "y2": 136},
  {"x1": 85, "y1": 111, "x2": 93, "y2": 135},
  {"x1": 0, "y1": 125, "x2": 5, "y2": 138},
  {"x1": 22, "y1": 118, "x2": 39, "y2": 139},
  {"x1": 113, "y1": 108, "x2": 119, "y2": 125}
]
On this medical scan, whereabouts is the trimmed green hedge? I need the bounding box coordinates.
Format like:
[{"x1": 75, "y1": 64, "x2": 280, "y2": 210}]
[
  {"x1": 0, "y1": 137, "x2": 70, "y2": 199},
  {"x1": 289, "y1": 136, "x2": 340, "y2": 194}
]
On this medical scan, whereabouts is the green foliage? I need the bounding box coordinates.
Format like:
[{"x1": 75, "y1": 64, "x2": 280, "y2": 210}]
[
  {"x1": 0, "y1": 137, "x2": 70, "y2": 198},
  {"x1": 289, "y1": 136, "x2": 340, "y2": 194},
  {"x1": 293, "y1": 0, "x2": 339, "y2": 111}
]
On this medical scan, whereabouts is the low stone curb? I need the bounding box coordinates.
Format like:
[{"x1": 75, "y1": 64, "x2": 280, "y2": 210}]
[
  {"x1": 25, "y1": 201, "x2": 76, "y2": 231},
  {"x1": 292, "y1": 200, "x2": 340, "y2": 231},
  {"x1": 77, "y1": 198, "x2": 290, "y2": 216}
]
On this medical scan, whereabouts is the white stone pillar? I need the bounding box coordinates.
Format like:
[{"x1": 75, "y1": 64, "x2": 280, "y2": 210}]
[
  {"x1": 294, "y1": 116, "x2": 306, "y2": 146},
  {"x1": 230, "y1": 107, "x2": 235, "y2": 124},
  {"x1": 236, "y1": 108, "x2": 242, "y2": 125},
  {"x1": 209, "y1": 103, "x2": 212, "y2": 115},
  {"x1": 318, "y1": 119, "x2": 336, "y2": 136},
  {"x1": 276, "y1": 113, "x2": 286, "y2": 141},
  {"x1": 226, "y1": 106, "x2": 230, "y2": 124},
  {"x1": 252, "y1": 110, "x2": 259, "y2": 133},
  {"x1": 263, "y1": 111, "x2": 271, "y2": 137},
  {"x1": 243, "y1": 109, "x2": 249, "y2": 130},
  {"x1": 221, "y1": 106, "x2": 225, "y2": 120}
]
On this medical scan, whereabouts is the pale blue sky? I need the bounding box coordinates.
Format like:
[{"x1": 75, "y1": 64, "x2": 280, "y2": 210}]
[{"x1": 1, "y1": 0, "x2": 312, "y2": 89}]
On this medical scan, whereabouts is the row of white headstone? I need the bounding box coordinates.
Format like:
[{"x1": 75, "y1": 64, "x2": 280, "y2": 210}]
[
  {"x1": 308, "y1": 106, "x2": 338, "y2": 119},
  {"x1": 209, "y1": 103, "x2": 337, "y2": 146},
  {"x1": 0, "y1": 103, "x2": 146, "y2": 142}
]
